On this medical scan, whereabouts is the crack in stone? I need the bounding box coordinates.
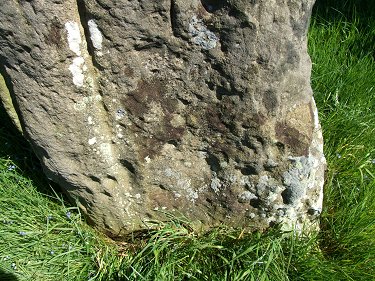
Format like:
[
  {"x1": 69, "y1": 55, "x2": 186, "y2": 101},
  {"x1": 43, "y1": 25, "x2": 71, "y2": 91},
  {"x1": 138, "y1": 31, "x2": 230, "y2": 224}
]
[{"x1": 75, "y1": 0, "x2": 104, "y2": 71}]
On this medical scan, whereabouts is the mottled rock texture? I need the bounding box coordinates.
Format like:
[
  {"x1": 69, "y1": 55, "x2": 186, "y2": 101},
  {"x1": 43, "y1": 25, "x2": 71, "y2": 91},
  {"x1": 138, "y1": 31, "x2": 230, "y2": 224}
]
[{"x1": 0, "y1": 0, "x2": 325, "y2": 236}]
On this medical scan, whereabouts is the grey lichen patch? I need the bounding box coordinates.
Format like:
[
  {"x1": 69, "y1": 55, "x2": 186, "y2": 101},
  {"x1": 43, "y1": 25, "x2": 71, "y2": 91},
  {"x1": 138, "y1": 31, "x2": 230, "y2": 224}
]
[
  {"x1": 151, "y1": 166, "x2": 205, "y2": 206},
  {"x1": 237, "y1": 191, "x2": 256, "y2": 203},
  {"x1": 210, "y1": 172, "x2": 221, "y2": 193},
  {"x1": 189, "y1": 15, "x2": 218, "y2": 50},
  {"x1": 282, "y1": 156, "x2": 313, "y2": 206},
  {"x1": 256, "y1": 175, "x2": 282, "y2": 201}
]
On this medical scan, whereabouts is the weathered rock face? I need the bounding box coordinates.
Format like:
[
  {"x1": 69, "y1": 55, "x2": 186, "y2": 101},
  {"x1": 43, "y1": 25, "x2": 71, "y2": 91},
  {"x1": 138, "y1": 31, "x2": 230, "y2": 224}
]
[{"x1": 0, "y1": 0, "x2": 325, "y2": 236}]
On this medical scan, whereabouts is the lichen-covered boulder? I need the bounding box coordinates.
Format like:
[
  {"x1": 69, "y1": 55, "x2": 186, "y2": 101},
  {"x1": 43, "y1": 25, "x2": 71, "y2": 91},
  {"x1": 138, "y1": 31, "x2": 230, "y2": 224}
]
[{"x1": 0, "y1": 0, "x2": 325, "y2": 236}]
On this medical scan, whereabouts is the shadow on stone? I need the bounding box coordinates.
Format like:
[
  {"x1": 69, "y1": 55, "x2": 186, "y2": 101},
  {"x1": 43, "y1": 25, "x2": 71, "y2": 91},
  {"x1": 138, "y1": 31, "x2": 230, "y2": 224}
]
[
  {"x1": 0, "y1": 63, "x2": 42, "y2": 175},
  {"x1": 0, "y1": 82, "x2": 65, "y2": 199}
]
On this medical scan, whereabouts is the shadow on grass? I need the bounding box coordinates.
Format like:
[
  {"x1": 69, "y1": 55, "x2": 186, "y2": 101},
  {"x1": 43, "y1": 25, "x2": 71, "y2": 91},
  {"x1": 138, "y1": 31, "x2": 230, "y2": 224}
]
[
  {"x1": 313, "y1": 0, "x2": 375, "y2": 58},
  {"x1": 0, "y1": 268, "x2": 18, "y2": 281},
  {"x1": 313, "y1": 0, "x2": 375, "y2": 20}
]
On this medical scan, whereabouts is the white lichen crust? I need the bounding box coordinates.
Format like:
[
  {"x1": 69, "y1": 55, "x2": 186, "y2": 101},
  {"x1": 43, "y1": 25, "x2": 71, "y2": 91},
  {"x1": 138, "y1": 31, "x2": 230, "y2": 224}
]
[
  {"x1": 68, "y1": 56, "x2": 85, "y2": 87},
  {"x1": 64, "y1": 21, "x2": 82, "y2": 56},
  {"x1": 65, "y1": 21, "x2": 86, "y2": 87},
  {"x1": 88, "y1": 19, "x2": 103, "y2": 51}
]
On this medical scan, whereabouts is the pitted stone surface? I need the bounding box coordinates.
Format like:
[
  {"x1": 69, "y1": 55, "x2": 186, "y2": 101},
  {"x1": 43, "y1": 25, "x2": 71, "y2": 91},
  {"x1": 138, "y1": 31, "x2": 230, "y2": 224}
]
[{"x1": 0, "y1": 0, "x2": 325, "y2": 236}]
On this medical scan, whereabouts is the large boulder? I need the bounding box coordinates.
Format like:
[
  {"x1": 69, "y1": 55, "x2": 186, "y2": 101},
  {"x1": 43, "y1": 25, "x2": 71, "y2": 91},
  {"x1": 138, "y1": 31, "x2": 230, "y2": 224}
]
[{"x1": 0, "y1": 0, "x2": 325, "y2": 236}]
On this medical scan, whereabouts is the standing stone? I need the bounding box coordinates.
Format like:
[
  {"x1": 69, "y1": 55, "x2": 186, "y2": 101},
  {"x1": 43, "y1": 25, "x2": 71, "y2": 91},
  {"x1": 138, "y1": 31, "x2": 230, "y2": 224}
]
[{"x1": 0, "y1": 0, "x2": 325, "y2": 236}]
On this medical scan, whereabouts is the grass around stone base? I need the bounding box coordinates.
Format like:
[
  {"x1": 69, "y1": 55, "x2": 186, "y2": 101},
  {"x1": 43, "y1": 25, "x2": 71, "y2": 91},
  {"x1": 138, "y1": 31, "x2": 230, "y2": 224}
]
[{"x1": 1, "y1": 0, "x2": 375, "y2": 280}]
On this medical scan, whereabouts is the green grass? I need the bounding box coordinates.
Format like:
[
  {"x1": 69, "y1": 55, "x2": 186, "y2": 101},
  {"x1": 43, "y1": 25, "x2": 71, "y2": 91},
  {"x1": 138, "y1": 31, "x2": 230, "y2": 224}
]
[
  {"x1": 307, "y1": 1, "x2": 375, "y2": 279},
  {"x1": 1, "y1": 1, "x2": 375, "y2": 280}
]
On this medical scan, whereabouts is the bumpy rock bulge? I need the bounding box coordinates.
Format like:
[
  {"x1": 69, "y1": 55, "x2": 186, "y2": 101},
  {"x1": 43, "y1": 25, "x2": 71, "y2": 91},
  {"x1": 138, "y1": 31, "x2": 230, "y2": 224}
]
[{"x1": 0, "y1": 0, "x2": 325, "y2": 236}]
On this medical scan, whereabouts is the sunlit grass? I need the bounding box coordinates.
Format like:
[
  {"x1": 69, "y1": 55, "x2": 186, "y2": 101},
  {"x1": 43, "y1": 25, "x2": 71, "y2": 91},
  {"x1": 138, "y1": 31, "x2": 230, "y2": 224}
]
[{"x1": 0, "y1": 158, "x2": 105, "y2": 280}]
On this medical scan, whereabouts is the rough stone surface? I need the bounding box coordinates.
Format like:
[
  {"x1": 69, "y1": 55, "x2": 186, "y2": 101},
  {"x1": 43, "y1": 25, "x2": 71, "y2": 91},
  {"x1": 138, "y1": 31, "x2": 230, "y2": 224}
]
[{"x1": 0, "y1": 0, "x2": 325, "y2": 236}]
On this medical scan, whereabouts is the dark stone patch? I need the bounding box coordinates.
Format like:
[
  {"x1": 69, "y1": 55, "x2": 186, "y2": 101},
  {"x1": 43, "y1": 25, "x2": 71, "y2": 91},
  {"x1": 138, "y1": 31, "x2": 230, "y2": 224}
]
[
  {"x1": 46, "y1": 17, "x2": 63, "y2": 46},
  {"x1": 262, "y1": 89, "x2": 278, "y2": 113},
  {"x1": 210, "y1": 140, "x2": 236, "y2": 161},
  {"x1": 286, "y1": 41, "x2": 300, "y2": 65},
  {"x1": 122, "y1": 78, "x2": 185, "y2": 159},
  {"x1": 242, "y1": 113, "x2": 266, "y2": 129},
  {"x1": 149, "y1": 186, "x2": 175, "y2": 210},
  {"x1": 123, "y1": 78, "x2": 163, "y2": 116},
  {"x1": 134, "y1": 124, "x2": 185, "y2": 160},
  {"x1": 122, "y1": 66, "x2": 134, "y2": 77},
  {"x1": 205, "y1": 106, "x2": 228, "y2": 134},
  {"x1": 158, "y1": 125, "x2": 185, "y2": 143},
  {"x1": 275, "y1": 121, "x2": 309, "y2": 156}
]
